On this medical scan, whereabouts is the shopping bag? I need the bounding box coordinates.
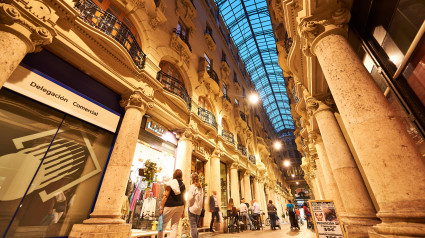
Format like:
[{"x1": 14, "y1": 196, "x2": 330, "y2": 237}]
[
  {"x1": 157, "y1": 214, "x2": 164, "y2": 232},
  {"x1": 219, "y1": 211, "x2": 224, "y2": 223}
]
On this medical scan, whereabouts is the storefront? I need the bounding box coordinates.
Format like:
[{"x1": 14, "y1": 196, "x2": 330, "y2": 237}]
[
  {"x1": 0, "y1": 51, "x2": 123, "y2": 237},
  {"x1": 124, "y1": 117, "x2": 177, "y2": 232}
]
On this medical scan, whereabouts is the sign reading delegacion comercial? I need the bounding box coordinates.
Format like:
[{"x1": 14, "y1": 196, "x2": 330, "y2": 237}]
[
  {"x1": 4, "y1": 65, "x2": 121, "y2": 133},
  {"x1": 309, "y1": 200, "x2": 346, "y2": 238}
]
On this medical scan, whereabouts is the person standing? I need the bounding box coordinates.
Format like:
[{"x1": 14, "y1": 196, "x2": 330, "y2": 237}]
[
  {"x1": 250, "y1": 200, "x2": 261, "y2": 230},
  {"x1": 239, "y1": 198, "x2": 254, "y2": 230},
  {"x1": 286, "y1": 200, "x2": 299, "y2": 230},
  {"x1": 158, "y1": 169, "x2": 186, "y2": 238},
  {"x1": 187, "y1": 173, "x2": 204, "y2": 238},
  {"x1": 209, "y1": 191, "x2": 220, "y2": 232},
  {"x1": 267, "y1": 200, "x2": 278, "y2": 230}
]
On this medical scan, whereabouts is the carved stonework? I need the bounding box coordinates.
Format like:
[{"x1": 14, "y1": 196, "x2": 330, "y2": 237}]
[
  {"x1": 0, "y1": 2, "x2": 57, "y2": 52},
  {"x1": 204, "y1": 33, "x2": 216, "y2": 51},
  {"x1": 180, "y1": 119, "x2": 199, "y2": 141},
  {"x1": 120, "y1": 84, "x2": 154, "y2": 112},
  {"x1": 300, "y1": 8, "x2": 351, "y2": 57},
  {"x1": 212, "y1": 141, "x2": 225, "y2": 157},
  {"x1": 220, "y1": 61, "x2": 230, "y2": 83},
  {"x1": 175, "y1": 0, "x2": 196, "y2": 35},
  {"x1": 170, "y1": 33, "x2": 191, "y2": 67}
]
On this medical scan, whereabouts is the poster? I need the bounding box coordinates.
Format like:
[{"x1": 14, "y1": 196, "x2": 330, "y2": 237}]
[{"x1": 309, "y1": 200, "x2": 346, "y2": 238}]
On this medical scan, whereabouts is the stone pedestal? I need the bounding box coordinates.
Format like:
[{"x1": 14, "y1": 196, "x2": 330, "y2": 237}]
[
  {"x1": 314, "y1": 139, "x2": 346, "y2": 213},
  {"x1": 313, "y1": 32, "x2": 425, "y2": 236},
  {"x1": 310, "y1": 102, "x2": 380, "y2": 236},
  {"x1": 230, "y1": 164, "x2": 240, "y2": 206},
  {"x1": 243, "y1": 172, "x2": 252, "y2": 202},
  {"x1": 69, "y1": 90, "x2": 152, "y2": 237}
]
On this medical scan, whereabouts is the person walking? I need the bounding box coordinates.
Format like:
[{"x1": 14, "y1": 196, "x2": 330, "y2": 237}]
[
  {"x1": 187, "y1": 173, "x2": 204, "y2": 238},
  {"x1": 250, "y1": 200, "x2": 261, "y2": 230},
  {"x1": 286, "y1": 200, "x2": 299, "y2": 230},
  {"x1": 267, "y1": 200, "x2": 278, "y2": 230},
  {"x1": 158, "y1": 169, "x2": 186, "y2": 238},
  {"x1": 209, "y1": 191, "x2": 220, "y2": 232},
  {"x1": 239, "y1": 198, "x2": 254, "y2": 230}
]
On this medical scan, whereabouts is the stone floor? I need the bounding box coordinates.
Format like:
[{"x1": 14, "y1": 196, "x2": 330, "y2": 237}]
[{"x1": 199, "y1": 222, "x2": 316, "y2": 238}]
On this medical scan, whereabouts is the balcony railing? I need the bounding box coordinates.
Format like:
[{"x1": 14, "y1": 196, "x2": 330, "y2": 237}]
[
  {"x1": 75, "y1": 0, "x2": 146, "y2": 69},
  {"x1": 157, "y1": 71, "x2": 191, "y2": 110},
  {"x1": 207, "y1": 68, "x2": 219, "y2": 85},
  {"x1": 238, "y1": 144, "x2": 247, "y2": 156},
  {"x1": 240, "y1": 111, "x2": 247, "y2": 122},
  {"x1": 222, "y1": 129, "x2": 234, "y2": 144},
  {"x1": 198, "y1": 107, "x2": 217, "y2": 130},
  {"x1": 173, "y1": 28, "x2": 192, "y2": 52},
  {"x1": 249, "y1": 155, "x2": 256, "y2": 164},
  {"x1": 223, "y1": 94, "x2": 231, "y2": 103}
]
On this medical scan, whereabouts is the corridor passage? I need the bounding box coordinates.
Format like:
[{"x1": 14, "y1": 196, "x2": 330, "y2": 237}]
[{"x1": 199, "y1": 223, "x2": 316, "y2": 238}]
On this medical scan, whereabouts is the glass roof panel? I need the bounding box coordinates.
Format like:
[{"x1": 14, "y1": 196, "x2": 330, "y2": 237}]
[{"x1": 214, "y1": 0, "x2": 294, "y2": 132}]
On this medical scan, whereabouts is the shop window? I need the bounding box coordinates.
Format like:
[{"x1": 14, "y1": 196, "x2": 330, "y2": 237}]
[
  {"x1": 402, "y1": 36, "x2": 425, "y2": 107},
  {"x1": 0, "y1": 89, "x2": 115, "y2": 237}
]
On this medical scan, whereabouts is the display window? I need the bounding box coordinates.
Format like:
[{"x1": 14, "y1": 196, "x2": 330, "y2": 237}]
[
  {"x1": 0, "y1": 89, "x2": 115, "y2": 237},
  {"x1": 220, "y1": 162, "x2": 228, "y2": 216},
  {"x1": 123, "y1": 125, "x2": 177, "y2": 232}
]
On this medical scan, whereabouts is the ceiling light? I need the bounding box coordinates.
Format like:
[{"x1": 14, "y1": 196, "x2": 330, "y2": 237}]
[
  {"x1": 291, "y1": 174, "x2": 295, "y2": 177},
  {"x1": 273, "y1": 141, "x2": 282, "y2": 150},
  {"x1": 283, "y1": 160, "x2": 291, "y2": 167},
  {"x1": 249, "y1": 93, "x2": 259, "y2": 104},
  {"x1": 296, "y1": 182, "x2": 299, "y2": 185}
]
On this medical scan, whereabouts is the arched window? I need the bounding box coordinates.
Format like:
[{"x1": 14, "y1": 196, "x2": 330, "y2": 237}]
[
  {"x1": 199, "y1": 96, "x2": 212, "y2": 112},
  {"x1": 159, "y1": 61, "x2": 185, "y2": 95}
]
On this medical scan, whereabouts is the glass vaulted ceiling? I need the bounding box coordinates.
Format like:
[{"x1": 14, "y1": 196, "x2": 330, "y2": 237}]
[{"x1": 214, "y1": 0, "x2": 294, "y2": 132}]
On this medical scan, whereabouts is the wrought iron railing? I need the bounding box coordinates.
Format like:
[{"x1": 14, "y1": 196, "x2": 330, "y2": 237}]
[
  {"x1": 249, "y1": 155, "x2": 256, "y2": 164},
  {"x1": 240, "y1": 111, "x2": 247, "y2": 122},
  {"x1": 222, "y1": 129, "x2": 234, "y2": 144},
  {"x1": 75, "y1": 0, "x2": 146, "y2": 69},
  {"x1": 173, "y1": 28, "x2": 192, "y2": 52},
  {"x1": 156, "y1": 71, "x2": 191, "y2": 110},
  {"x1": 238, "y1": 144, "x2": 247, "y2": 156},
  {"x1": 223, "y1": 94, "x2": 231, "y2": 103},
  {"x1": 207, "y1": 68, "x2": 219, "y2": 85},
  {"x1": 198, "y1": 107, "x2": 217, "y2": 130}
]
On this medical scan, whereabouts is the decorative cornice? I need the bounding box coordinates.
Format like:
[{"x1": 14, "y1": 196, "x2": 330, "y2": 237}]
[
  {"x1": 0, "y1": 1, "x2": 57, "y2": 52},
  {"x1": 299, "y1": 8, "x2": 350, "y2": 57}
]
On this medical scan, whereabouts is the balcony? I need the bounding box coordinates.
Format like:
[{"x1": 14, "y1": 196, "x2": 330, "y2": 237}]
[
  {"x1": 240, "y1": 111, "x2": 247, "y2": 122},
  {"x1": 198, "y1": 107, "x2": 217, "y2": 130},
  {"x1": 204, "y1": 29, "x2": 216, "y2": 51},
  {"x1": 238, "y1": 144, "x2": 247, "y2": 156},
  {"x1": 249, "y1": 155, "x2": 256, "y2": 164},
  {"x1": 222, "y1": 129, "x2": 235, "y2": 145},
  {"x1": 207, "y1": 68, "x2": 220, "y2": 85},
  {"x1": 75, "y1": 0, "x2": 146, "y2": 69},
  {"x1": 173, "y1": 29, "x2": 192, "y2": 52},
  {"x1": 156, "y1": 71, "x2": 191, "y2": 110}
]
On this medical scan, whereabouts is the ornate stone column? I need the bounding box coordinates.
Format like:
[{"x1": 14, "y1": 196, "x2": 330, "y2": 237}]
[
  {"x1": 314, "y1": 135, "x2": 346, "y2": 214},
  {"x1": 302, "y1": 8, "x2": 425, "y2": 236},
  {"x1": 253, "y1": 177, "x2": 261, "y2": 203},
  {"x1": 307, "y1": 98, "x2": 380, "y2": 236},
  {"x1": 259, "y1": 180, "x2": 268, "y2": 214},
  {"x1": 230, "y1": 163, "x2": 241, "y2": 206},
  {"x1": 176, "y1": 121, "x2": 198, "y2": 186},
  {"x1": 210, "y1": 143, "x2": 223, "y2": 210},
  {"x1": 314, "y1": 158, "x2": 327, "y2": 199},
  {"x1": 70, "y1": 88, "x2": 153, "y2": 237},
  {"x1": 243, "y1": 171, "x2": 252, "y2": 202},
  {"x1": 0, "y1": 1, "x2": 57, "y2": 88}
]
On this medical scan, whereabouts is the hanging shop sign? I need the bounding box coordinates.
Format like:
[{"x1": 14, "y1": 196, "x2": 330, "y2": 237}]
[
  {"x1": 145, "y1": 118, "x2": 167, "y2": 136},
  {"x1": 309, "y1": 200, "x2": 346, "y2": 238},
  {"x1": 4, "y1": 65, "x2": 121, "y2": 132}
]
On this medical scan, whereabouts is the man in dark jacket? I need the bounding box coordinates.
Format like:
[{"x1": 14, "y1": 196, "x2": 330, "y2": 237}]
[{"x1": 209, "y1": 191, "x2": 220, "y2": 232}]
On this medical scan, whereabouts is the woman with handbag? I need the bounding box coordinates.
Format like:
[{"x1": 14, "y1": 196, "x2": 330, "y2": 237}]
[
  {"x1": 187, "y1": 173, "x2": 204, "y2": 238},
  {"x1": 158, "y1": 169, "x2": 186, "y2": 238}
]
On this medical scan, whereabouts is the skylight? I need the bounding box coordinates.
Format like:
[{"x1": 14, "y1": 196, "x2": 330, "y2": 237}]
[{"x1": 214, "y1": 0, "x2": 294, "y2": 133}]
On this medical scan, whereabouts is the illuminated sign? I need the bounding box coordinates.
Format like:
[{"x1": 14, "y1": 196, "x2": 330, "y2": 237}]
[{"x1": 145, "y1": 118, "x2": 166, "y2": 136}]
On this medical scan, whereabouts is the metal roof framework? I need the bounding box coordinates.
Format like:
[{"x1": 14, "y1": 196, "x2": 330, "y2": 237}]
[{"x1": 214, "y1": 0, "x2": 294, "y2": 133}]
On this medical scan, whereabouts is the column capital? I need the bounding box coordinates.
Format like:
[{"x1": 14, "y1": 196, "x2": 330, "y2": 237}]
[
  {"x1": 0, "y1": 1, "x2": 58, "y2": 52},
  {"x1": 212, "y1": 141, "x2": 224, "y2": 158},
  {"x1": 299, "y1": 8, "x2": 351, "y2": 57},
  {"x1": 177, "y1": 119, "x2": 199, "y2": 142},
  {"x1": 120, "y1": 86, "x2": 154, "y2": 113}
]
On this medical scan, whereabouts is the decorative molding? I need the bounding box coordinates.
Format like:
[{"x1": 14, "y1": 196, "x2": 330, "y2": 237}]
[
  {"x1": 0, "y1": 2, "x2": 58, "y2": 52},
  {"x1": 204, "y1": 33, "x2": 216, "y2": 51},
  {"x1": 150, "y1": 1, "x2": 167, "y2": 30},
  {"x1": 170, "y1": 33, "x2": 192, "y2": 67},
  {"x1": 175, "y1": 0, "x2": 196, "y2": 35}
]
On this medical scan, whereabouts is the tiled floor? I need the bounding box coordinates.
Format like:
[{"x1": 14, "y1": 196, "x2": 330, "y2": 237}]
[{"x1": 199, "y1": 222, "x2": 316, "y2": 238}]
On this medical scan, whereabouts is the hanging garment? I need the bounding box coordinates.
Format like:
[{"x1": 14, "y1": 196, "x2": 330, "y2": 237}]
[{"x1": 141, "y1": 197, "x2": 157, "y2": 218}]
